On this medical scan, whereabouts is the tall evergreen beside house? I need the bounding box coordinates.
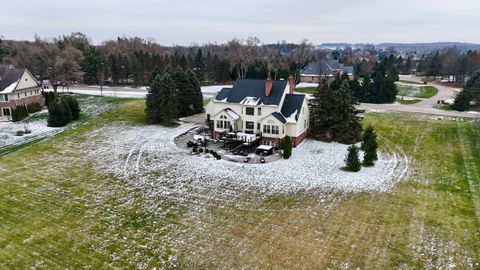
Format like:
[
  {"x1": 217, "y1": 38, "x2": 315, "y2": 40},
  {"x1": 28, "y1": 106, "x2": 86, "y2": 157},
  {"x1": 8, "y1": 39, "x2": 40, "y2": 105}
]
[
  {"x1": 173, "y1": 67, "x2": 195, "y2": 117},
  {"x1": 145, "y1": 73, "x2": 178, "y2": 124},
  {"x1": 309, "y1": 79, "x2": 363, "y2": 144},
  {"x1": 186, "y1": 68, "x2": 204, "y2": 114}
]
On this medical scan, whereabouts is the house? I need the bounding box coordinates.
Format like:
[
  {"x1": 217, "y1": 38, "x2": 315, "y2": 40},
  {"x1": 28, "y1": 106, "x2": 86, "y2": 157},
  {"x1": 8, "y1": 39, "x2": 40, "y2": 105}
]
[
  {"x1": 300, "y1": 59, "x2": 354, "y2": 83},
  {"x1": 0, "y1": 65, "x2": 43, "y2": 121},
  {"x1": 205, "y1": 76, "x2": 309, "y2": 147}
]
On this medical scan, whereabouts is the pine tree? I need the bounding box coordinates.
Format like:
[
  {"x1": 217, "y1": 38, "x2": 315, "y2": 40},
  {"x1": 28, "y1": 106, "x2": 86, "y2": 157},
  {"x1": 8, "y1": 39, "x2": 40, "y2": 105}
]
[
  {"x1": 145, "y1": 74, "x2": 163, "y2": 124},
  {"x1": 61, "y1": 99, "x2": 73, "y2": 123},
  {"x1": 309, "y1": 79, "x2": 362, "y2": 144},
  {"x1": 345, "y1": 145, "x2": 361, "y2": 172},
  {"x1": 283, "y1": 136, "x2": 292, "y2": 159},
  {"x1": 173, "y1": 67, "x2": 195, "y2": 117},
  {"x1": 48, "y1": 101, "x2": 68, "y2": 127},
  {"x1": 452, "y1": 90, "x2": 471, "y2": 111},
  {"x1": 363, "y1": 137, "x2": 378, "y2": 166},
  {"x1": 64, "y1": 96, "x2": 81, "y2": 120},
  {"x1": 362, "y1": 125, "x2": 378, "y2": 166},
  {"x1": 157, "y1": 72, "x2": 179, "y2": 124},
  {"x1": 186, "y1": 68, "x2": 204, "y2": 114}
]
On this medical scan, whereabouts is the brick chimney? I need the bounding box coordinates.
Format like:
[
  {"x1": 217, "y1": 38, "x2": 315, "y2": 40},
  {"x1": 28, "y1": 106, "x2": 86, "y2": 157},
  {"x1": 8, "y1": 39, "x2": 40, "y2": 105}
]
[
  {"x1": 288, "y1": 75, "x2": 295, "y2": 94},
  {"x1": 265, "y1": 77, "x2": 273, "y2": 96}
]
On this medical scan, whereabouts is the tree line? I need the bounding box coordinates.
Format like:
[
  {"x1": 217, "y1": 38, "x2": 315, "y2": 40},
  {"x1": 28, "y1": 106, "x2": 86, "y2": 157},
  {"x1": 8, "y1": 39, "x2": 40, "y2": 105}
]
[
  {"x1": 416, "y1": 48, "x2": 480, "y2": 84},
  {"x1": 0, "y1": 33, "x2": 315, "y2": 88}
]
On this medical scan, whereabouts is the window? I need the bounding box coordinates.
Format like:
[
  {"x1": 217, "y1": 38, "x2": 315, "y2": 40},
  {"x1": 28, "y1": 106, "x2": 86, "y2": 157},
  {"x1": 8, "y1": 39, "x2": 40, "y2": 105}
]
[
  {"x1": 257, "y1": 123, "x2": 260, "y2": 130},
  {"x1": 263, "y1": 125, "x2": 271, "y2": 134},
  {"x1": 2, "y1": 108, "x2": 11, "y2": 116},
  {"x1": 4, "y1": 94, "x2": 8, "y2": 101},
  {"x1": 17, "y1": 93, "x2": 20, "y2": 98},
  {"x1": 216, "y1": 115, "x2": 231, "y2": 130},
  {"x1": 272, "y1": 125, "x2": 279, "y2": 135},
  {"x1": 245, "y1": 121, "x2": 254, "y2": 130},
  {"x1": 245, "y1": 107, "x2": 254, "y2": 115},
  {"x1": 257, "y1": 108, "x2": 262, "y2": 116},
  {"x1": 25, "y1": 92, "x2": 27, "y2": 97}
]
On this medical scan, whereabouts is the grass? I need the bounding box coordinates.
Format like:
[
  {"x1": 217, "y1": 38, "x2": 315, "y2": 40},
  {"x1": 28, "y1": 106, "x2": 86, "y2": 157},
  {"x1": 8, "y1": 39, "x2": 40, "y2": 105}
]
[
  {"x1": 0, "y1": 100, "x2": 479, "y2": 268},
  {"x1": 398, "y1": 98, "x2": 422, "y2": 104},
  {"x1": 295, "y1": 87, "x2": 316, "y2": 94},
  {"x1": 397, "y1": 85, "x2": 438, "y2": 98}
]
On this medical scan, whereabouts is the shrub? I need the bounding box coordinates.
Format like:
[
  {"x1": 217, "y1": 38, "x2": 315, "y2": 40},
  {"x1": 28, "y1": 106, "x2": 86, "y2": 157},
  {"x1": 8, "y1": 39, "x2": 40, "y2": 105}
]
[
  {"x1": 363, "y1": 138, "x2": 378, "y2": 166},
  {"x1": 47, "y1": 101, "x2": 69, "y2": 127},
  {"x1": 345, "y1": 145, "x2": 361, "y2": 172},
  {"x1": 63, "y1": 96, "x2": 80, "y2": 120},
  {"x1": 452, "y1": 91, "x2": 470, "y2": 111},
  {"x1": 209, "y1": 150, "x2": 221, "y2": 160},
  {"x1": 199, "y1": 148, "x2": 204, "y2": 153},
  {"x1": 12, "y1": 105, "x2": 28, "y2": 122},
  {"x1": 43, "y1": 92, "x2": 56, "y2": 107},
  {"x1": 283, "y1": 136, "x2": 292, "y2": 159},
  {"x1": 27, "y1": 102, "x2": 43, "y2": 114}
]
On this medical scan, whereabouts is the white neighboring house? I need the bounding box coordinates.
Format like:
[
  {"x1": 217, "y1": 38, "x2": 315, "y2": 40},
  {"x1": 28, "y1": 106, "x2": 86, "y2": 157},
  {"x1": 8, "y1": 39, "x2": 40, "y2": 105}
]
[
  {"x1": 0, "y1": 65, "x2": 43, "y2": 121},
  {"x1": 205, "y1": 77, "x2": 309, "y2": 147}
]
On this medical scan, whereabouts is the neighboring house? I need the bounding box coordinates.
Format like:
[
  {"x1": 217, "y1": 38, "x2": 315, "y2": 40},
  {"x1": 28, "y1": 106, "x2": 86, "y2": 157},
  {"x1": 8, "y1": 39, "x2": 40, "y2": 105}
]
[
  {"x1": 0, "y1": 65, "x2": 43, "y2": 121},
  {"x1": 205, "y1": 77, "x2": 309, "y2": 147},
  {"x1": 300, "y1": 59, "x2": 354, "y2": 83}
]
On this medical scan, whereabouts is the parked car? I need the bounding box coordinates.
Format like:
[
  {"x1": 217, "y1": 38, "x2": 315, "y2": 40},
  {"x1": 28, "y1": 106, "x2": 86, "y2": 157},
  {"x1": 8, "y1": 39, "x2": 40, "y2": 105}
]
[{"x1": 244, "y1": 157, "x2": 251, "y2": 163}]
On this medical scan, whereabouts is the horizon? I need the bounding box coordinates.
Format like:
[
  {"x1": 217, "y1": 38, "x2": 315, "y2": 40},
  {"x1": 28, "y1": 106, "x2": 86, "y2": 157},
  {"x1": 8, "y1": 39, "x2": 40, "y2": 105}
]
[{"x1": 1, "y1": 0, "x2": 480, "y2": 46}]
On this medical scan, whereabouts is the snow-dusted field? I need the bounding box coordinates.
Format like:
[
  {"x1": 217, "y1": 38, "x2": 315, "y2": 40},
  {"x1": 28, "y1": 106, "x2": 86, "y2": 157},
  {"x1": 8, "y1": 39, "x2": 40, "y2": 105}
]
[
  {"x1": 0, "y1": 117, "x2": 59, "y2": 148},
  {"x1": 0, "y1": 95, "x2": 117, "y2": 150},
  {"x1": 86, "y1": 123, "x2": 409, "y2": 210}
]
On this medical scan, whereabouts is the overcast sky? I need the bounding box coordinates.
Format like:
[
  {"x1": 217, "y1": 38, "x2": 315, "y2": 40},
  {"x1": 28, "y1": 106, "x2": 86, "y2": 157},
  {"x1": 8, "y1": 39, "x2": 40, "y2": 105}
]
[{"x1": 1, "y1": 0, "x2": 479, "y2": 45}]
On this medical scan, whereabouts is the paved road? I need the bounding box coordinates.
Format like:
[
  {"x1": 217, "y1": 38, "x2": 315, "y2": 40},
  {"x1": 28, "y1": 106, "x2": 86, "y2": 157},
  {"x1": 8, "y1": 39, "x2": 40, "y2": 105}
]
[{"x1": 361, "y1": 76, "x2": 480, "y2": 119}]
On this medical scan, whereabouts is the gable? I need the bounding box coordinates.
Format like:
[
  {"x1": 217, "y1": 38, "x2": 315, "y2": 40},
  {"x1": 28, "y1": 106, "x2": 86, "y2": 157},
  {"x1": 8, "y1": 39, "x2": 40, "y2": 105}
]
[
  {"x1": 0, "y1": 65, "x2": 24, "y2": 93},
  {"x1": 15, "y1": 69, "x2": 39, "y2": 91},
  {"x1": 281, "y1": 94, "x2": 305, "y2": 122}
]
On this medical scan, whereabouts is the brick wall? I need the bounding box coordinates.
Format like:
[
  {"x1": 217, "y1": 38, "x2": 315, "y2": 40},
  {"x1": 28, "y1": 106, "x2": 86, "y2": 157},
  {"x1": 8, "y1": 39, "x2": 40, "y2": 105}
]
[
  {"x1": 0, "y1": 95, "x2": 43, "y2": 110},
  {"x1": 291, "y1": 131, "x2": 307, "y2": 147}
]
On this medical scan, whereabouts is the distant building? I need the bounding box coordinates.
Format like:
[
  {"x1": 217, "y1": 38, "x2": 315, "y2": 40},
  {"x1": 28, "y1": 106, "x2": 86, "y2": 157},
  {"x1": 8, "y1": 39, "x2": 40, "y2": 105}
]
[
  {"x1": 0, "y1": 65, "x2": 43, "y2": 121},
  {"x1": 205, "y1": 77, "x2": 309, "y2": 147},
  {"x1": 300, "y1": 59, "x2": 354, "y2": 83}
]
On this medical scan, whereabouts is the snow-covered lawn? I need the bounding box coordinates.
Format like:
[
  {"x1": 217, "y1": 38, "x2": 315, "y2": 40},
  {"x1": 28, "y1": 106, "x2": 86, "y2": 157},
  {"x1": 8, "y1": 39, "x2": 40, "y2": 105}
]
[
  {"x1": 296, "y1": 82, "x2": 319, "y2": 88},
  {"x1": 0, "y1": 117, "x2": 59, "y2": 148},
  {"x1": 0, "y1": 95, "x2": 118, "y2": 149},
  {"x1": 86, "y1": 123, "x2": 409, "y2": 201}
]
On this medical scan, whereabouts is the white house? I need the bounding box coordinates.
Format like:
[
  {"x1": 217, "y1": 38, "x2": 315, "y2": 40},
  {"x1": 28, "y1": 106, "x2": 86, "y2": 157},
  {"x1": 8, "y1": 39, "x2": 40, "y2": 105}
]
[
  {"x1": 0, "y1": 65, "x2": 43, "y2": 121},
  {"x1": 205, "y1": 77, "x2": 309, "y2": 147}
]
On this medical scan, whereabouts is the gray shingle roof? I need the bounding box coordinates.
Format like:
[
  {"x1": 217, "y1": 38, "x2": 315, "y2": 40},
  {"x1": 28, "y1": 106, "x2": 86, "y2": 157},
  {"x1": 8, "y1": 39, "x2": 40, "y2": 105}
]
[
  {"x1": 271, "y1": 112, "x2": 287, "y2": 124},
  {"x1": 281, "y1": 94, "x2": 305, "y2": 122},
  {"x1": 0, "y1": 64, "x2": 25, "y2": 93},
  {"x1": 301, "y1": 59, "x2": 353, "y2": 76},
  {"x1": 214, "y1": 79, "x2": 287, "y2": 106}
]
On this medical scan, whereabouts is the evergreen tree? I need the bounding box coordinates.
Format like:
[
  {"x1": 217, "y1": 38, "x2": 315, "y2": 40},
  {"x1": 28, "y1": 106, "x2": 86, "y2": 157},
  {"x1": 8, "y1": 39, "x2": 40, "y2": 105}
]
[
  {"x1": 309, "y1": 79, "x2": 363, "y2": 144},
  {"x1": 186, "y1": 68, "x2": 204, "y2": 113},
  {"x1": 362, "y1": 125, "x2": 378, "y2": 166},
  {"x1": 283, "y1": 136, "x2": 292, "y2": 159},
  {"x1": 452, "y1": 90, "x2": 471, "y2": 111},
  {"x1": 145, "y1": 72, "x2": 179, "y2": 124},
  {"x1": 47, "y1": 101, "x2": 68, "y2": 127},
  {"x1": 345, "y1": 145, "x2": 361, "y2": 172},
  {"x1": 173, "y1": 67, "x2": 195, "y2": 117},
  {"x1": 64, "y1": 96, "x2": 81, "y2": 120},
  {"x1": 61, "y1": 99, "x2": 73, "y2": 123}
]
